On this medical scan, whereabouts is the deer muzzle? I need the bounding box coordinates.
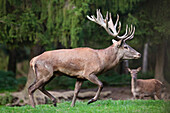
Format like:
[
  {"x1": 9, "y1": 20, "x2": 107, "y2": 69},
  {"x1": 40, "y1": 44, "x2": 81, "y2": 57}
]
[{"x1": 134, "y1": 53, "x2": 141, "y2": 59}]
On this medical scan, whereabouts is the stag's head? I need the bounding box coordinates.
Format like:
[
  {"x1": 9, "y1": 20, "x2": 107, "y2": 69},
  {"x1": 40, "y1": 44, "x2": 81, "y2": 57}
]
[
  {"x1": 87, "y1": 9, "x2": 141, "y2": 60},
  {"x1": 127, "y1": 67, "x2": 141, "y2": 79}
]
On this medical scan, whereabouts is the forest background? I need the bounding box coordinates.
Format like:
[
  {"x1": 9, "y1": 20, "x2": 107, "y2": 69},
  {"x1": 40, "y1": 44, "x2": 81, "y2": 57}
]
[{"x1": 0, "y1": 0, "x2": 169, "y2": 105}]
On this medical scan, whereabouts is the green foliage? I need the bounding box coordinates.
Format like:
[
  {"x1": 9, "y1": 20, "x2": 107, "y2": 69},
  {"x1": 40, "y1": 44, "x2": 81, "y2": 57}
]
[
  {"x1": 130, "y1": 0, "x2": 170, "y2": 45},
  {"x1": 0, "y1": 92, "x2": 13, "y2": 105},
  {"x1": 0, "y1": 0, "x2": 144, "y2": 50},
  {"x1": 0, "y1": 100, "x2": 169, "y2": 113},
  {"x1": 0, "y1": 71, "x2": 17, "y2": 91},
  {"x1": 0, "y1": 47, "x2": 8, "y2": 70},
  {"x1": 46, "y1": 76, "x2": 76, "y2": 90},
  {"x1": 0, "y1": 71, "x2": 26, "y2": 92}
]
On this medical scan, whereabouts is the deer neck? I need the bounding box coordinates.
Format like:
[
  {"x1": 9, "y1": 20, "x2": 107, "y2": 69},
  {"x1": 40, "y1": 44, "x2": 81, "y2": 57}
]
[
  {"x1": 97, "y1": 44, "x2": 122, "y2": 72},
  {"x1": 131, "y1": 76, "x2": 137, "y2": 91}
]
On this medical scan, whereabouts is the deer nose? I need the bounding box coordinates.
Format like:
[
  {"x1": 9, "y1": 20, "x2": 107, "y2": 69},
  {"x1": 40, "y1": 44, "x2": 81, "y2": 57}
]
[
  {"x1": 134, "y1": 53, "x2": 141, "y2": 59},
  {"x1": 137, "y1": 53, "x2": 141, "y2": 58}
]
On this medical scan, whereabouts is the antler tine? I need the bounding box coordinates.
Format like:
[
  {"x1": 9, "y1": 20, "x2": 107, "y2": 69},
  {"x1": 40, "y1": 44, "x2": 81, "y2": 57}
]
[
  {"x1": 105, "y1": 11, "x2": 109, "y2": 29},
  {"x1": 87, "y1": 9, "x2": 122, "y2": 37},
  {"x1": 97, "y1": 9, "x2": 101, "y2": 21},
  {"x1": 129, "y1": 24, "x2": 133, "y2": 35},
  {"x1": 117, "y1": 24, "x2": 136, "y2": 42},
  {"x1": 87, "y1": 9, "x2": 136, "y2": 40},
  {"x1": 114, "y1": 14, "x2": 119, "y2": 29},
  {"x1": 117, "y1": 24, "x2": 128, "y2": 39},
  {"x1": 124, "y1": 26, "x2": 135, "y2": 42},
  {"x1": 107, "y1": 12, "x2": 120, "y2": 37},
  {"x1": 106, "y1": 11, "x2": 109, "y2": 21}
]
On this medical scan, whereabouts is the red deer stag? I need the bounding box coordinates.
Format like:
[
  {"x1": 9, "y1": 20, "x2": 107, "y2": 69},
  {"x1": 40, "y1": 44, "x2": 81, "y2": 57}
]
[
  {"x1": 127, "y1": 67, "x2": 163, "y2": 100},
  {"x1": 28, "y1": 9, "x2": 141, "y2": 108}
]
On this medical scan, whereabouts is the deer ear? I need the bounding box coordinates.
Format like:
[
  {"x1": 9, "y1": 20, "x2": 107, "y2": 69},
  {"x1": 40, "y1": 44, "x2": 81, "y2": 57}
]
[
  {"x1": 127, "y1": 68, "x2": 131, "y2": 72},
  {"x1": 112, "y1": 39, "x2": 117, "y2": 44},
  {"x1": 137, "y1": 67, "x2": 141, "y2": 72}
]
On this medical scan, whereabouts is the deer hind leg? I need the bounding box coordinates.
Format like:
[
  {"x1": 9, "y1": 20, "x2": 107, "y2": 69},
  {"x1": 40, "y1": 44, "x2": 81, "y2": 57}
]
[
  {"x1": 28, "y1": 65, "x2": 53, "y2": 108},
  {"x1": 39, "y1": 75, "x2": 57, "y2": 107},
  {"x1": 86, "y1": 74, "x2": 103, "y2": 105},
  {"x1": 71, "y1": 79, "x2": 83, "y2": 107},
  {"x1": 134, "y1": 95, "x2": 140, "y2": 99},
  {"x1": 151, "y1": 95, "x2": 155, "y2": 100},
  {"x1": 28, "y1": 79, "x2": 45, "y2": 108},
  {"x1": 138, "y1": 95, "x2": 143, "y2": 99}
]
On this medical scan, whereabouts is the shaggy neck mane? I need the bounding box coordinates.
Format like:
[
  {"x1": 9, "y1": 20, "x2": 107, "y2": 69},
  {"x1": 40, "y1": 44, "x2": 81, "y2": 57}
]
[{"x1": 96, "y1": 44, "x2": 122, "y2": 72}]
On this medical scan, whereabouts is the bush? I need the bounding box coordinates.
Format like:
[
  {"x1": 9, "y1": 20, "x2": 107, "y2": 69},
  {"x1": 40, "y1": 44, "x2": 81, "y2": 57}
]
[
  {"x1": 46, "y1": 76, "x2": 76, "y2": 90},
  {"x1": 0, "y1": 70, "x2": 27, "y2": 92},
  {"x1": 0, "y1": 92, "x2": 13, "y2": 105},
  {"x1": 0, "y1": 71, "x2": 17, "y2": 92}
]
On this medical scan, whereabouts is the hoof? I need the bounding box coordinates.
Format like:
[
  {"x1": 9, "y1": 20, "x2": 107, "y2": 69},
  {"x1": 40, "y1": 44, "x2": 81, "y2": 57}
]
[
  {"x1": 32, "y1": 105, "x2": 35, "y2": 108},
  {"x1": 70, "y1": 104, "x2": 75, "y2": 107},
  {"x1": 52, "y1": 99, "x2": 57, "y2": 107},
  {"x1": 53, "y1": 103, "x2": 57, "y2": 107},
  {"x1": 87, "y1": 98, "x2": 96, "y2": 105}
]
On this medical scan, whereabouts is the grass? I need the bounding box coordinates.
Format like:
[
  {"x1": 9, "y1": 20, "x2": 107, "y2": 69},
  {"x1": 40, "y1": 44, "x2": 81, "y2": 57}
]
[{"x1": 0, "y1": 100, "x2": 169, "y2": 113}]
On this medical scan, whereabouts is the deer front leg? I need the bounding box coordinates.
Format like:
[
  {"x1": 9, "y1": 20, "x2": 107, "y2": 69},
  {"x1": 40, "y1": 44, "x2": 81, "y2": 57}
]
[
  {"x1": 87, "y1": 74, "x2": 103, "y2": 105},
  {"x1": 71, "y1": 79, "x2": 83, "y2": 107},
  {"x1": 155, "y1": 90, "x2": 162, "y2": 100}
]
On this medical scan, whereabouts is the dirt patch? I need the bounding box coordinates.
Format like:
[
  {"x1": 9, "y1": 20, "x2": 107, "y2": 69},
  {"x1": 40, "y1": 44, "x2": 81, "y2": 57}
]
[
  {"x1": 78, "y1": 86, "x2": 133, "y2": 100},
  {"x1": 53, "y1": 86, "x2": 133, "y2": 100}
]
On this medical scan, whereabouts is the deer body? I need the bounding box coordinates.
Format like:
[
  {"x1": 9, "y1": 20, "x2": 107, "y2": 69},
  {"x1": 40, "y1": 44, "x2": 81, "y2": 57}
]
[
  {"x1": 28, "y1": 9, "x2": 141, "y2": 108},
  {"x1": 132, "y1": 79, "x2": 162, "y2": 98},
  {"x1": 128, "y1": 67, "x2": 163, "y2": 99},
  {"x1": 30, "y1": 45, "x2": 122, "y2": 79}
]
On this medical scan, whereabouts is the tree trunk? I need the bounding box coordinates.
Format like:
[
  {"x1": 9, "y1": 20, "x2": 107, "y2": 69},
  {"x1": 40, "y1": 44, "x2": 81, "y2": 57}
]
[
  {"x1": 21, "y1": 44, "x2": 46, "y2": 105},
  {"x1": 142, "y1": 43, "x2": 148, "y2": 73},
  {"x1": 120, "y1": 60, "x2": 129, "y2": 75},
  {"x1": 155, "y1": 40, "x2": 170, "y2": 95},
  {"x1": 8, "y1": 49, "x2": 16, "y2": 74},
  {"x1": 124, "y1": 60, "x2": 129, "y2": 74},
  {"x1": 155, "y1": 42, "x2": 165, "y2": 82}
]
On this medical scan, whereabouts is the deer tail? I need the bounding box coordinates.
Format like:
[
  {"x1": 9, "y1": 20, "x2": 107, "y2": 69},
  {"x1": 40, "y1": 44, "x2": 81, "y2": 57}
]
[{"x1": 30, "y1": 58, "x2": 38, "y2": 80}]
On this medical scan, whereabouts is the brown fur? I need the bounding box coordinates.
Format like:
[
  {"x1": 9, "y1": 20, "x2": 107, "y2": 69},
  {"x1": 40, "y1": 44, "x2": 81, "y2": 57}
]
[
  {"x1": 28, "y1": 40, "x2": 140, "y2": 108},
  {"x1": 128, "y1": 67, "x2": 163, "y2": 100}
]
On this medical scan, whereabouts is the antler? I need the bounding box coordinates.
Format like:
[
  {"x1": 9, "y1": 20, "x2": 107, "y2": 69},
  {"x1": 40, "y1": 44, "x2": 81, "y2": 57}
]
[{"x1": 87, "y1": 9, "x2": 135, "y2": 41}]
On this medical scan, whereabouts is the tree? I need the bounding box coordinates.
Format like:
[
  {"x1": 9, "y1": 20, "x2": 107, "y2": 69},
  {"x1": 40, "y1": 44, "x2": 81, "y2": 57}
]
[
  {"x1": 23, "y1": 0, "x2": 146, "y2": 105},
  {"x1": 142, "y1": 43, "x2": 148, "y2": 73},
  {"x1": 133, "y1": 0, "x2": 170, "y2": 93},
  {"x1": 0, "y1": 0, "x2": 147, "y2": 105},
  {"x1": 146, "y1": 0, "x2": 170, "y2": 87}
]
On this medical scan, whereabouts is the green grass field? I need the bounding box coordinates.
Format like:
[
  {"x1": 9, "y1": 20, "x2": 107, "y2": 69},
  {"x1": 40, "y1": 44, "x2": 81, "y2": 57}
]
[{"x1": 0, "y1": 100, "x2": 169, "y2": 113}]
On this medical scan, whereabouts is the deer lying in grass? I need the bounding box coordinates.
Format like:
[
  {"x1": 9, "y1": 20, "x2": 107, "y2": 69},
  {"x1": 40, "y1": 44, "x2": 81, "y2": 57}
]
[
  {"x1": 127, "y1": 67, "x2": 163, "y2": 100},
  {"x1": 28, "y1": 9, "x2": 141, "y2": 108}
]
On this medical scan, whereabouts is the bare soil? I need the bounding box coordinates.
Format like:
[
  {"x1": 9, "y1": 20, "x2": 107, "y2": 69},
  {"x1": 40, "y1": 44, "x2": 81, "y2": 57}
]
[{"x1": 56, "y1": 86, "x2": 133, "y2": 100}]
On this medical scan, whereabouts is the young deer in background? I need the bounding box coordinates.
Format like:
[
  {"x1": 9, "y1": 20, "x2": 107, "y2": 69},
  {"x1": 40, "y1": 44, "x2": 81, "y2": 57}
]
[
  {"x1": 28, "y1": 9, "x2": 141, "y2": 108},
  {"x1": 128, "y1": 67, "x2": 163, "y2": 100}
]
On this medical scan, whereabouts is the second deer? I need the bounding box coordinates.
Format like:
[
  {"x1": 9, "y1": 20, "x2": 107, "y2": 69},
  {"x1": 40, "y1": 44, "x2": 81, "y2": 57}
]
[{"x1": 127, "y1": 67, "x2": 163, "y2": 100}]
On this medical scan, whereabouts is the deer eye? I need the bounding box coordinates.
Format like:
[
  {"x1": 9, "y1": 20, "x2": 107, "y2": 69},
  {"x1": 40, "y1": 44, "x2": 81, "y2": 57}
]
[{"x1": 124, "y1": 46, "x2": 128, "y2": 49}]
